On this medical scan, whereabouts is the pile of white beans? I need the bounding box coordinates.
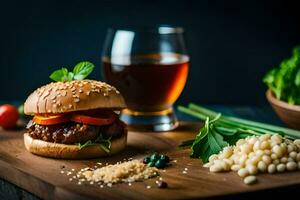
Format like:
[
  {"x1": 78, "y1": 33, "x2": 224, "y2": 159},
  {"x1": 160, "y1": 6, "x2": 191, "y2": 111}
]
[{"x1": 203, "y1": 134, "x2": 300, "y2": 185}]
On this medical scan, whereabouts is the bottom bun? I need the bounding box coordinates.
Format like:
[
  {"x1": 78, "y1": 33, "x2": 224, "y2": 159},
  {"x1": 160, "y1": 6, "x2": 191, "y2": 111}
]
[{"x1": 24, "y1": 132, "x2": 127, "y2": 159}]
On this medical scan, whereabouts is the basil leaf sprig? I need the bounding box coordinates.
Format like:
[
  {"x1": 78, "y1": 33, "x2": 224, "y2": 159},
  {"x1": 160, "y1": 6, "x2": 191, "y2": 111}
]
[
  {"x1": 179, "y1": 113, "x2": 252, "y2": 163},
  {"x1": 178, "y1": 103, "x2": 300, "y2": 163},
  {"x1": 77, "y1": 134, "x2": 112, "y2": 153},
  {"x1": 49, "y1": 61, "x2": 95, "y2": 82},
  {"x1": 263, "y1": 46, "x2": 300, "y2": 105}
]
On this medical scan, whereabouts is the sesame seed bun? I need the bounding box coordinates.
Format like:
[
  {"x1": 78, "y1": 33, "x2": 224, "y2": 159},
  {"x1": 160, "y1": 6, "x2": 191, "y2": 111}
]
[
  {"x1": 24, "y1": 80, "x2": 126, "y2": 115},
  {"x1": 23, "y1": 132, "x2": 127, "y2": 159}
]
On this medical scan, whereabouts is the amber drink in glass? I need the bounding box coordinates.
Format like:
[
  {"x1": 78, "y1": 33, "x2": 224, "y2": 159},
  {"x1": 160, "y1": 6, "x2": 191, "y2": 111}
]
[{"x1": 102, "y1": 27, "x2": 189, "y2": 131}]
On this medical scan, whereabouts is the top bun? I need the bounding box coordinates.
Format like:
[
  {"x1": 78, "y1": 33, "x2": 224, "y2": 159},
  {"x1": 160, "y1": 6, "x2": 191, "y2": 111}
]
[{"x1": 24, "y1": 80, "x2": 126, "y2": 115}]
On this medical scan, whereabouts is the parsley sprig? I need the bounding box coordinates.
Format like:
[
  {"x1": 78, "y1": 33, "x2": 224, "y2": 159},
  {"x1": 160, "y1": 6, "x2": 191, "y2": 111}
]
[
  {"x1": 178, "y1": 103, "x2": 300, "y2": 163},
  {"x1": 49, "y1": 61, "x2": 94, "y2": 82}
]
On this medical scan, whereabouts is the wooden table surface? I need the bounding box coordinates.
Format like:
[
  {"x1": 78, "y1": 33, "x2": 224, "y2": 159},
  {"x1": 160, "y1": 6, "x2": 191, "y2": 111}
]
[{"x1": 1, "y1": 121, "x2": 300, "y2": 200}]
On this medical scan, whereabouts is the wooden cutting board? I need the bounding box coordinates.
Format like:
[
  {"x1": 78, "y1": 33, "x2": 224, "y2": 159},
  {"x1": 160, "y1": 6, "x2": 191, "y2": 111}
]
[{"x1": 1, "y1": 122, "x2": 300, "y2": 200}]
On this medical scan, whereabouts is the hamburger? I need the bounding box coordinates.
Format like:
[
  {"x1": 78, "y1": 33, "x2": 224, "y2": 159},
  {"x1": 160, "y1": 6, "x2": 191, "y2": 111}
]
[{"x1": 23, "y1": 79, "x2": 127, "y2": 159}]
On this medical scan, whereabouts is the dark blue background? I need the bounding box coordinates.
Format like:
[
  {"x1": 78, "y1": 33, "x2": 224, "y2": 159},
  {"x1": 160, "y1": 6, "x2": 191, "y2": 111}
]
[{"x1": 1, "y1": 0, "x2": 300, "y2": 105}]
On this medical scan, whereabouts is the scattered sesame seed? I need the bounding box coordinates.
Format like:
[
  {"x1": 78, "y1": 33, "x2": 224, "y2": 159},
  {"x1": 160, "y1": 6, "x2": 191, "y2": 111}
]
[
  {"x1": 43, "y1": 91, "x2": 50, "y2": 99},
  {"x1": 182, "y1": 171, "x2": 187, "y2": 174},
  {"x1": 128, "y1": 183, "x2": 132, "y2": 186},
  {"x1": 60, "y1": 171, "x2": 64, "y2": 174},
  {"x1": 159, "y1": 177, "x2": 163, "y2": 181},
  {"x1": 146, "y1": 185, "x2": 151, "y2": 189},
  {"x1": 78, "y1": 182, "x2": 82, "y2": 185},
  {"x1": 61, "y1": 91, "x2": 67, "y2": 96},
  {"x1": 71, "y1": 169, "x2": 75, "y2": 171},
  {"x1": 173, "y1": 160, "x2": 177, "y2": 163},
  {"x1": 69, "y1": 178, "x2": 73, "y2": 181},
  {"x1": 107, "y1": 183, "x2": 112, "y2": 187},
  {"x1": 184, "y1": 168, "x2": 188, "y2": 171}
]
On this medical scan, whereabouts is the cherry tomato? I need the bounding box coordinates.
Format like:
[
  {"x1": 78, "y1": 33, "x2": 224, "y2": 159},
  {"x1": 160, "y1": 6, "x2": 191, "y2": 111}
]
[{"x1": 0, "y1": 104, "x2": 19, "y2": 129}]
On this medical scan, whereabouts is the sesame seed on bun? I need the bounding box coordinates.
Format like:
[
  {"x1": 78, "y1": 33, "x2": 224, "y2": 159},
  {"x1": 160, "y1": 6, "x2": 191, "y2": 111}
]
[{"x1": 24, "y1": 80, "x2": 126, "y2": 115}]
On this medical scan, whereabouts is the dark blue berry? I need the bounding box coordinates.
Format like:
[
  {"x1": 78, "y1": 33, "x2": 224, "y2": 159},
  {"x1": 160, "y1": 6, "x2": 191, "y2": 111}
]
[
  {"x1": 157, "y1": 181, "x2": 168, "y2": 188},
  {"x1": 143, "y1": 156, "x2": 151, "y2": 164},
  {"x1": 155, "y1": 159, "x2": 166, "y2": 169},
  {"x1": 150, "y1": 153, "x2": 159, "y2": 162},
  {"x1": 159, "y1": 155, "x2": 170, "y2": 163},
  {"x1": 148, "y1": 161, "x2": 155, "y2": 167}
]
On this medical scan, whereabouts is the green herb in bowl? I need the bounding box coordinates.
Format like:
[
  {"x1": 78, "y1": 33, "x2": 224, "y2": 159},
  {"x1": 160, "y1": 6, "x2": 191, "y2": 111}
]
[{"x1": 263, "y1": 46, "x2": 300, "y2": 129}]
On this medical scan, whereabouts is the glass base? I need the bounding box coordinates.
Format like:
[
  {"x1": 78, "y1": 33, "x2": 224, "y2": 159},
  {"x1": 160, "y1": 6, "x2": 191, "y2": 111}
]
[{"x1": 120, "y1": 108, "x2": 178, "y2": 132}]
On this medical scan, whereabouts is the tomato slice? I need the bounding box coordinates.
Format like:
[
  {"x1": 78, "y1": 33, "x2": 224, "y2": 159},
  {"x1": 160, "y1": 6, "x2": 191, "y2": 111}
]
[
  {"x1": 33, "y1": 114, "x2": 71, "y2": 125},
  {"x1": 33, "y1": 111, "x2": 116, "y2": 126},
  {"x1": 70, "y1": 113, "x2": 115, "y2": 126}
]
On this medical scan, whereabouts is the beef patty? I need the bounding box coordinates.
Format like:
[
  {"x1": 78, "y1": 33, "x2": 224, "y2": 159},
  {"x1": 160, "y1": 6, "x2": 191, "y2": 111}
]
[{"x1": 27, "y1": 119, "x2": 126, "y2": 144}]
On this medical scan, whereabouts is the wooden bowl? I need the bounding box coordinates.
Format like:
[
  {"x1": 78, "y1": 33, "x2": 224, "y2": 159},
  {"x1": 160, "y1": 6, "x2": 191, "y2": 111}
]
[{"x1": 266, "y1": 89, "x2": 300, "y2": 130}]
